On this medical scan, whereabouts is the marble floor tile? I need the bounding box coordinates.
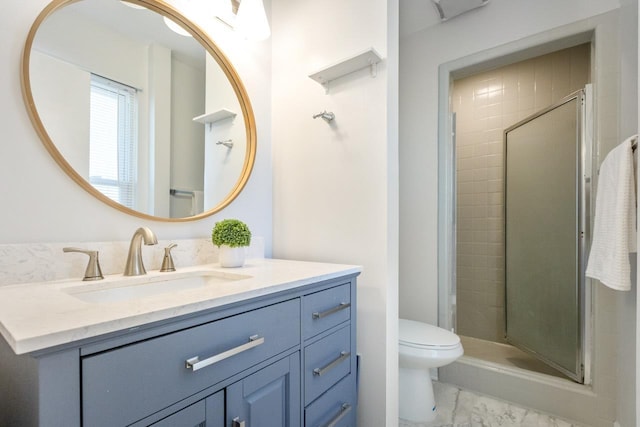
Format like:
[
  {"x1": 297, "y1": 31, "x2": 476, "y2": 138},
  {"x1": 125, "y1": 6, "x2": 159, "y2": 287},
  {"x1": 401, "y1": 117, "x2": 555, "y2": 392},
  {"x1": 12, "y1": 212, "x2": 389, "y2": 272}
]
[
  {"x1": 453, "y1": 389, "x2": 528, "y2": 425},
  {"x1": 400, "y1": 382, "x2": 587, "y2": 427}
]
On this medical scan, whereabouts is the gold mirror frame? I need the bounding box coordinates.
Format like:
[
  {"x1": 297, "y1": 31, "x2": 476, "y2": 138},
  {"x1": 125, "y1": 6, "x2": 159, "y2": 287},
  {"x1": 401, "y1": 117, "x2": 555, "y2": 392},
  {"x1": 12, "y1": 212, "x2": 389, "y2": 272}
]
[{"x1": 21, "y1": 0, "x2": 257, "y2": 222}]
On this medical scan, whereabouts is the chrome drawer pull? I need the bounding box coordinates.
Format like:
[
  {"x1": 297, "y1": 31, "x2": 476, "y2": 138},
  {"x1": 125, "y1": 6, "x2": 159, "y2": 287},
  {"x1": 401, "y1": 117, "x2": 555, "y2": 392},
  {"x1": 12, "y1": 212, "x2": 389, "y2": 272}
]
[
  {"x1": 313, "y1": 351, "x2": 350, "y2": 376},
  {"x1": 232, "y1": 417, "x2": 245, "y2": 427},
  {"x1": 312, "y1": 302, "x2": 351, "y2": 319},
  {"x1": 185, "y1": 335, "x2": 265, "y2": 372},
  {"x1": 322, "y1": 403, "x2": 352, "y2": 427}
]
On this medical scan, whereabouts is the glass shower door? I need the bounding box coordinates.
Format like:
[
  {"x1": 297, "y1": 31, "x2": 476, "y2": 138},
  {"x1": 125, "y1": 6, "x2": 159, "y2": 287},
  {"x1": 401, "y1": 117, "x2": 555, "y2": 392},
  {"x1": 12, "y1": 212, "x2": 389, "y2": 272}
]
[{"x1": 504, "y1": 90, "x2": 585, "y2": 382}]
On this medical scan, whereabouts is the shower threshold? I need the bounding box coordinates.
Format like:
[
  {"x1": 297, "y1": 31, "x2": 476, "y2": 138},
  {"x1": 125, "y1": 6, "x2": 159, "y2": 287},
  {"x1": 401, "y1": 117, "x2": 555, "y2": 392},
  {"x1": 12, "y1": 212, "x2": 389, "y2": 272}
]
[{"x1": 459, "y1": 335, "x2": 573, "y2": 381}]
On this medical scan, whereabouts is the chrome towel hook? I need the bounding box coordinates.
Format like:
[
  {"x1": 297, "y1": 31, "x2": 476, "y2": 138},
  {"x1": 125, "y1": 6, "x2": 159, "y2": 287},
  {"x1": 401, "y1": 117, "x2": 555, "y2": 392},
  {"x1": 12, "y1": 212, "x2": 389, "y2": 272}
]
[
  {"x1": 313, "y1": 111, "x2": 335, "y2": 123},
  {"x1": 216, "y1": 139, "x2": 234, "y2": 148}
]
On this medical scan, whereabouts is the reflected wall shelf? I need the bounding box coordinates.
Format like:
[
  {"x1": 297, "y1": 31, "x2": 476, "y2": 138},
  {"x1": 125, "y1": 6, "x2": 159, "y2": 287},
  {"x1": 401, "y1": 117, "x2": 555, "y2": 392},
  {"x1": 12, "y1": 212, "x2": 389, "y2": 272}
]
[
  {"x1": 309, "y1": 48, "x2": 382, "y2": 93},
  {"x1": 193, "y1": 109, "x2": 236, "y2": 130}
]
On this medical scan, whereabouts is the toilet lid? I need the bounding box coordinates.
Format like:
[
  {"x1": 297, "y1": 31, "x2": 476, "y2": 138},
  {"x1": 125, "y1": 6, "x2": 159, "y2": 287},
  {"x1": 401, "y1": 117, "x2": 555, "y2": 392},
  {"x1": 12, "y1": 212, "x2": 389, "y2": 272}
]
[{"x1": 399, "y1": 319, "x2": 460, "y2": 348}]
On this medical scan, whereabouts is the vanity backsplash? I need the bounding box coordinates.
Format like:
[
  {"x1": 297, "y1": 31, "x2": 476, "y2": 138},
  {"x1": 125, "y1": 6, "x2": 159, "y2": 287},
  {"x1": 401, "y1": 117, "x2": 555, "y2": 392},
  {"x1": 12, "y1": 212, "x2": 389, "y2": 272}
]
[{"x1": 0, "y1": 237, "x2": 265, "y2": 286}]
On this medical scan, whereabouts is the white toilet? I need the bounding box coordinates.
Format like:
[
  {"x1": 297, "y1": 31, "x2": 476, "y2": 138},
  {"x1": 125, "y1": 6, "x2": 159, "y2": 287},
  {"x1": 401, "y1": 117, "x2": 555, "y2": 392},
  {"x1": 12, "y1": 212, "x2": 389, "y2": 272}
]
[{"x1": 399, "y1": 318, "x2": 463, "y2": 422}]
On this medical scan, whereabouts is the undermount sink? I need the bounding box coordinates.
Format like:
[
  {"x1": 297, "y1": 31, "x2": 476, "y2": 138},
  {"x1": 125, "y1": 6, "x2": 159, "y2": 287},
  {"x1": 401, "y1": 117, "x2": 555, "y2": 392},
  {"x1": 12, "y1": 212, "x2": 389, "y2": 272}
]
[{"x1": 64, "y1": 270, "x2": 251, "y2": 304}]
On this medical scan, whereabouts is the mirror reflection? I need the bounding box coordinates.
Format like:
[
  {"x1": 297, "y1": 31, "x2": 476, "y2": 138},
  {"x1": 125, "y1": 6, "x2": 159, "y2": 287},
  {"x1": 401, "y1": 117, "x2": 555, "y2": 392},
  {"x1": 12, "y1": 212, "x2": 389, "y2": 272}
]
[{"x1": 26, "y1": 0, "x2": 253, "y2": 220}]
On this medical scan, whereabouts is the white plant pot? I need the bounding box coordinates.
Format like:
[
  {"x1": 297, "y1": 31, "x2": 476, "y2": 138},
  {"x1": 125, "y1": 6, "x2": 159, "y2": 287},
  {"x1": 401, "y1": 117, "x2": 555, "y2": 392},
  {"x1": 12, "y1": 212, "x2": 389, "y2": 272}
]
[{"x1": 219, "y1": 245, "x2": 246, "y2": 268}]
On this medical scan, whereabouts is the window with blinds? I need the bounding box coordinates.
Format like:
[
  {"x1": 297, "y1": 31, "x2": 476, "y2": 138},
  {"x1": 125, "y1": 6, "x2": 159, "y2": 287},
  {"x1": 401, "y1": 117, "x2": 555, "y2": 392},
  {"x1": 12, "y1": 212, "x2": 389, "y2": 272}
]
[{"x1": 89, "y1": 74, "x2": 138, "y2": 209}]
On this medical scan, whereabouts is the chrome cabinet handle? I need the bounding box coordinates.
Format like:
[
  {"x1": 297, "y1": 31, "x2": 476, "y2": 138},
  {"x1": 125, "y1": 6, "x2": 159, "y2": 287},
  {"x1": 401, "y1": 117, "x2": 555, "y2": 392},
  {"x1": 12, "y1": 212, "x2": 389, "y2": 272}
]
[
  {"x1": 312, "y1": 302, "x2": 350, "y2": 319},
  {"x1": 232, "y1": 417, "x2": 245, "y2": 427},
  {"x1": 185, "y1": 335, "x2": 265, "y2": 372},
  {"x1": 313, "y1": 351, "x2": 350, "y2": 376},
  {"x1": 322, "y1": 403, "x2": 352, "y2": 427}
]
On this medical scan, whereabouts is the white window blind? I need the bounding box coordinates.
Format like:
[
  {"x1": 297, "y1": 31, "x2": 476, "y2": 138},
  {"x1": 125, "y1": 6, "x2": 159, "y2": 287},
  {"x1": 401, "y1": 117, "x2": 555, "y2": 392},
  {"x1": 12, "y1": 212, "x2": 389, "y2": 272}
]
[{"x1": 89, "y1": 74, "x2": 138, "y2": 209}]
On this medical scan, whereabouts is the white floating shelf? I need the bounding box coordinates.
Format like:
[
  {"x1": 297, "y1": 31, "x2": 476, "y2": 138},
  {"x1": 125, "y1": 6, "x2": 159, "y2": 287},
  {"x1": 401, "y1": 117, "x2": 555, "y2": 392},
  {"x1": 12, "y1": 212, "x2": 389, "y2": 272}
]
[
  {"x1": 308, "y1": 48, "x2": 383, "y2": 88},
  {"x1": 193, "y1": 109, "x2": 236, "y2": 125}
]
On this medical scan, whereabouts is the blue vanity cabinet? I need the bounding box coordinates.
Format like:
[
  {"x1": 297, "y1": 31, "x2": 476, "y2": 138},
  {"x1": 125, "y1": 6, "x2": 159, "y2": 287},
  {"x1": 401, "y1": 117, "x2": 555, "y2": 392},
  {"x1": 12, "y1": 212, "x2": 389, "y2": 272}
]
[
  {"x1": 226, "y1": 353, "x2": 300, "y2": 426},
  {"x1": 302, "y1": 282, "x2": 357, "y2": 426},
  {"x1": 149, "y1": 391, "x2": 223, "y2": 427},
  {"x1": 0, "y1": 273, "x2": 358, "y2": 427},
  {"x1": 146, "y1": 353, "x2": 300, "y2": 427},
  {"x1": 82, "y1": 299, "x2": 300, "y2": 426}
]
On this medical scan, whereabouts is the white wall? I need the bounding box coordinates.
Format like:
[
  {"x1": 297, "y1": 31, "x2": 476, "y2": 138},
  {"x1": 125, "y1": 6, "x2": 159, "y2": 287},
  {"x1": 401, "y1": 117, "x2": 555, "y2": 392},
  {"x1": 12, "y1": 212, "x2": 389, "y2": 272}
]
[
  {"x1": 29, "y1": 51, "x2": 90, "y2": 178},
  {"x1": 33, "y1": 5, "x2": 149, "y2": 90},
  {"x1": 0, "y1": 0, "x2": 272, "y2": 252},
  {"x1": 149, "y1": 43, "x2": 173, "y2": 217},
  {"x1": 169, "y1": 57, "x2": 205, "y2": 218},
  {"x1": 271, "y1": 0, "x2": 398, "y2": 424},
  {"x1": 203, "y1": 54, "x2": 246, "y2": 208}
]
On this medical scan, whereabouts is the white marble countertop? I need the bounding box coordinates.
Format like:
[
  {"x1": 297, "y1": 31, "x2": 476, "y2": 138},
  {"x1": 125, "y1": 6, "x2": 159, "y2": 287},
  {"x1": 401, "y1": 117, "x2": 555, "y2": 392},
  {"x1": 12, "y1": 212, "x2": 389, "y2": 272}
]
[{"x1": 0, "y1": 258, "x2": 361, "y2": 355}]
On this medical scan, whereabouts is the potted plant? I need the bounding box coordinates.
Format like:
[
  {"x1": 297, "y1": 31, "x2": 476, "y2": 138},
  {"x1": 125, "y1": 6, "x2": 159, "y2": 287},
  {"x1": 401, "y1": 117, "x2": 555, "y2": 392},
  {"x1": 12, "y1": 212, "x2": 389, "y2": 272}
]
[{"x1": 211, "y1": 219, "x2": 252, "y2": 267}]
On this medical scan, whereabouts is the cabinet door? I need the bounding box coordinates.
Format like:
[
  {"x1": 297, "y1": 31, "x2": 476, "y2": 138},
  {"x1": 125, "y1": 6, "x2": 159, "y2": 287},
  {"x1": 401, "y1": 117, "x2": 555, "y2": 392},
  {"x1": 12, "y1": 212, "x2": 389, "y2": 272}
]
[
  {"x1": 227, "y1": 354, "x2": 300, "y2": 427},
  {"x1": 148, "y1": 391, "x2": 223, "y2": 427}
]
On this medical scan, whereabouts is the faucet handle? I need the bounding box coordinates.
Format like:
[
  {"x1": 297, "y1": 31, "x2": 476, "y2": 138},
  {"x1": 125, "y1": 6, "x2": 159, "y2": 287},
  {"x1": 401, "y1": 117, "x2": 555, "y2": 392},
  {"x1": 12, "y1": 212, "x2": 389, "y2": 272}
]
[
  {"x1": 63, "y1": 247, "x2": 104, "y2": 281},
  {"x1": 160, "y1": 243, "x2": 177, "y2": 272}
]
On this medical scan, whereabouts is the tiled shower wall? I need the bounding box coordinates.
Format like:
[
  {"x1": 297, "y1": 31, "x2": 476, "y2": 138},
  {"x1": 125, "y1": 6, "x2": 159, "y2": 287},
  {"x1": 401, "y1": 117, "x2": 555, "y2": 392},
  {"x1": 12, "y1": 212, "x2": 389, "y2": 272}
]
[{"x1": 453, "y1": 44, "x2": 590, "y2": 343}]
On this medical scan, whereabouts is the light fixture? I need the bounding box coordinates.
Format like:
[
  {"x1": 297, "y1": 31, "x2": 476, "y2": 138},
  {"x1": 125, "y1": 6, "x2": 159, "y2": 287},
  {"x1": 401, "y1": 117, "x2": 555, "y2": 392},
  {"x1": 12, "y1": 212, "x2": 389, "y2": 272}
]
[
  {"x1": 235, "y1": 0, "x2": 270, "y2": 41},
  {"x1": 163, "y1": 0, "x2": 231, "y2": 37},
  {"x1": 431, "y1": 0, "x2": 489, "y2": 21},
  {"x1": 161, "y1": 0, "x2": 270, "y2": 41},
  {"x1": 163, "y1": 16, "x2": 192, "y2": 37},
  {"x1": 162, "y1": 0, "x2": 200, "y2": 37},
  {"x1": 210, "y1": 0, "x2": 237, "y2": 29},
  {"x1": 210, "y1": 0, "x2": 233, "y2": 19}
]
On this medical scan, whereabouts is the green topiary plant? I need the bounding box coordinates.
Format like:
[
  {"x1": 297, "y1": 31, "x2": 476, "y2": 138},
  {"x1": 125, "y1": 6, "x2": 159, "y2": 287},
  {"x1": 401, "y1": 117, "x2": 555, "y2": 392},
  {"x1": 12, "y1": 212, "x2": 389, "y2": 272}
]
[{"x1": 211, "y1": 219, "x2": 252, "y2": 248}]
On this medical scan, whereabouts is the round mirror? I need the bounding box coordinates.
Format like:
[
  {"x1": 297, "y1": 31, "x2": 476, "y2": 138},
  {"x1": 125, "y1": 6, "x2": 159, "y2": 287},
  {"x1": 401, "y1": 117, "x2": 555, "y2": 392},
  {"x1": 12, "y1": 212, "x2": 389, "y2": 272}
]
[{"x1": 22, "y1": 0, "x2": 256, "y2": 221}]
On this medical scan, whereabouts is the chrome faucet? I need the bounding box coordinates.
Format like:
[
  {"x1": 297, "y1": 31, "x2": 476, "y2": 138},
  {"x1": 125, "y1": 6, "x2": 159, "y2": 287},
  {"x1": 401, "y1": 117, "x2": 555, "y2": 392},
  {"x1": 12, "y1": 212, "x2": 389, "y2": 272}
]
[
  {"x1": 63, "y1": 247, "x2": 104, "y2": 281},
  {"x1": 124, "y1": 227, "x2": 158, "y2": 276}
]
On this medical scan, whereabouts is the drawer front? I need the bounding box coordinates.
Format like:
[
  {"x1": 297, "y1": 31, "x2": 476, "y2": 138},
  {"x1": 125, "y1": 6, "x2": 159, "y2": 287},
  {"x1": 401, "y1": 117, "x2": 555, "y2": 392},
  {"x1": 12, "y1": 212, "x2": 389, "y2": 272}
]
[
  {"x1": 303, "y1": 284, "x2": 351, "y2": 339},
  {"x1": 305, "y1": 374, "x2": 356, "y2": 427},
  {"x1": 82, "y1": 299, "x2": 300, "y2": 427},
  {"x1": 149, "y1": 400, "x2": 205, "y2": 427},
  {"x1": 304, "y1": 325, "x2": 351, "y2": 405}
]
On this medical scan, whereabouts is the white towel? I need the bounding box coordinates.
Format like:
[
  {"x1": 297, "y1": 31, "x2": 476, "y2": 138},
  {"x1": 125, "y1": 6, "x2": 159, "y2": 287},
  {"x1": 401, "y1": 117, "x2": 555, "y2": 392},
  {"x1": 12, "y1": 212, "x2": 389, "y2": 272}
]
[
  {"x1": 586, "y1": 135, "x2": 638, "y2": 291},
  {"x1": 191, "y1": 191, "x2": 204, "y2": 216}
]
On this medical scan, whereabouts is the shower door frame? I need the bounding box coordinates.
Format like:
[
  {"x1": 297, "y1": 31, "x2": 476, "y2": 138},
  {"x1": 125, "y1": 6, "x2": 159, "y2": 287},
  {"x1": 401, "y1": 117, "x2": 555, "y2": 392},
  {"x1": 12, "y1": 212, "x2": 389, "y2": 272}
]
[
  {"x1": 502, "y1": 88, "x2": 592, "y2": 383},
  {"x1": 436, "y1": 40, "x2": 595, "y2": 385}
]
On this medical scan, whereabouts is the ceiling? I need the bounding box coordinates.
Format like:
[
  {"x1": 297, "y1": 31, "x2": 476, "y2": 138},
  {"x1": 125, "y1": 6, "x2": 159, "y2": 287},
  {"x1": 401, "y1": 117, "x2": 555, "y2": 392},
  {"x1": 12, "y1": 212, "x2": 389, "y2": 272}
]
[
  {"x1": 66, "y1": 0, "x2": 206, "y2": 69},
  {"x1": 58, "y1": 0, "x2": 451, "y2": 55},
  {"x1": 399, "y1": 0, "x2": 442, "y2": 38}
]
